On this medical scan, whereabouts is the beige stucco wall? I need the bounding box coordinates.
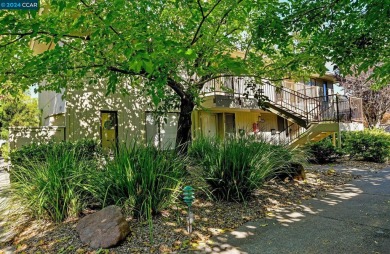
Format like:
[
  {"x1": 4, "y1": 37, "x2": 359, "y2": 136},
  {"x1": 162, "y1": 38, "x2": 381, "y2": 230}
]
[
  {"x1": 65, "y1": 83, "x2": 149, "y2": 144},
  {"x1": 39, "y1": 88, "x2": 66, "y2": 126},
  {"x1": 9, "y1": 126, "x2": 65, "y2": 150}
]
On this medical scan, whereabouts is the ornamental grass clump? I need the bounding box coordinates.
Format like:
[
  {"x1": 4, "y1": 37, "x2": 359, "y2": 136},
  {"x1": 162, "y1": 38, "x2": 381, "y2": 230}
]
[
  {"x1": 9, "y1": 144, "x2": 97, "y2": 222},
  {"x1": 202, "y1": 138, "x2": 293, "y2": 202},
  {"x1": 97, "y1": 142, "x2": 187, "y2": 219},
  {"x1": 188, "y1": 136, "x2": 219, "y2": 162}
]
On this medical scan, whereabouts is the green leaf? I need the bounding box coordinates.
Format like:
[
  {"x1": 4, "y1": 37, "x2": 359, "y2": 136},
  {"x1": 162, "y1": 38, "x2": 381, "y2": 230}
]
[
  {"x1": 129, "y1": 61, "x2": 142, "y2": 73},
  {"x1": 143, "y1": 61, "x2": 154, "y2": 74}
]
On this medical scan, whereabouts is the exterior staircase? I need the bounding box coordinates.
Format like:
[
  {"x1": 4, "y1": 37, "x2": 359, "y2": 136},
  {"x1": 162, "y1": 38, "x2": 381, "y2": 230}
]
[
  {"x1": 288, "y1": 122, "x2": 339, "y2": 149},
  {"x1": 201, "y1": 77, "x2": 363, "y2": 147},
  {"x1": 260, "y1": 82, "x2": 354, "y2": 148}
]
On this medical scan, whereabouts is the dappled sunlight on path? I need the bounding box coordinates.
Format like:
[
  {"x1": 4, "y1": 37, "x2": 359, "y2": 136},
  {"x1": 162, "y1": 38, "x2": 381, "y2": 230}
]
[{"x1": 199, "y1": 166, "x2": 390, "y2": 253}]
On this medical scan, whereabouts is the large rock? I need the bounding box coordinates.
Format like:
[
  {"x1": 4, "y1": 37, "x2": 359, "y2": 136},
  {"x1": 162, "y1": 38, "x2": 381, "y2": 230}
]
[{"x1": 76, "y1": 205, "x2": 130, "y2": 249}]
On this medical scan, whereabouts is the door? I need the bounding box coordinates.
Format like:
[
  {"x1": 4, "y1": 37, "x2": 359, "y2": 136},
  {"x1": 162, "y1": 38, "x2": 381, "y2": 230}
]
[
  {"x1": 225, "y1": 113, "x2": 236, "y2": 137},
  {"x1": 101, "y1": 111, "x2": 118, "y2": 151},
  {"x1": 201, "y1": 113, "x2": 217, "y2": 137}
]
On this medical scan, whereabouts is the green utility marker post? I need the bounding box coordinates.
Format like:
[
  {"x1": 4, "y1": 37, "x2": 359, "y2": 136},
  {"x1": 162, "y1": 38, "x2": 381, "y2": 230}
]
[{"x1": 183, "y1": 186, "x2": 195, "y2": 233}]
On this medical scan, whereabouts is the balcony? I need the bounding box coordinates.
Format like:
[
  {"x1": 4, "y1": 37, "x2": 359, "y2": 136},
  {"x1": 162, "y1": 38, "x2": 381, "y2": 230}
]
[{"x1": 201, "y1": 77, "x2": 364, "y2": 127}]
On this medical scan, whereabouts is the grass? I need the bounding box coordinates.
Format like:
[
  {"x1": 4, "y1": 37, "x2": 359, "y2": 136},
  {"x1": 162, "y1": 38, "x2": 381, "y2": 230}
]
[
  {"x1": 95, "y1": 142, "x2": 187, "y2": 219},
  {"x1": 199, "y1": 137, "x2": 295, "y2": 202},
  {"x1": 9, "y1": 146, "x2": 97, "y2": 222}
]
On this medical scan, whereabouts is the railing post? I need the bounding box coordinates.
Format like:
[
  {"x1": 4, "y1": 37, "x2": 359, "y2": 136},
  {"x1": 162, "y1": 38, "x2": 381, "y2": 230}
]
[
  {"x1": 336, "y1": 95, "x2": 340, "y2": 122},
  {"x1": 305, "y1": 97, "x2": 309, "y2": 124},
  {"x1": 349, "y1": 97, "x2": 352, "y2": 122}
]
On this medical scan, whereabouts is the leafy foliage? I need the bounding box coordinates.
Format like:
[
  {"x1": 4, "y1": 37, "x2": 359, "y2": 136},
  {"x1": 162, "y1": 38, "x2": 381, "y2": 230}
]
[
  {"x1": 201, "y1": 138, "x2": 294, "y2": 202},
  {"x1": 9, "y1": 142, "x2": 98, "y2": 222},
  {"x1": 9, "y1": 139, "x2": 101, "y2": 167},
  {"x1": 282, "y1": 0, "x2": 390, "y2": 87},
  {"x1": 95, "y1": 142, "x2": 187, "y2": 219},
  {"x1": 0, "y1": 0, "x2": 338, "y2": 152},
  {"x1": 343, "y1": 130, "x2": 390, "y2": 163},
  {"x1": 305, "y1": 138, "x2": 342, "y2": 164},
  {"x1": 0, "y1": 92, "x2": 40, "y2": 157}
]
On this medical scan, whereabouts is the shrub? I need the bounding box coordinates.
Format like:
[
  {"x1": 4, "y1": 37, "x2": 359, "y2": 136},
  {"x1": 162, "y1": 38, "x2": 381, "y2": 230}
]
[
  {"x1": 96, "y1": 142, "x2": 187, "y2": 219},
  {"x1": 343, "y1": 130, "x2": 390, "y2": 163},
  {"x1": 305, "y1": 138, "x2": 342, "y2": 164},
  {"x1": 201, "y1": 138, "x2": 294, "y2": 202},
  {"x1": 0, "y1": 143, "x2": 10, "y2": 160},
  {"x1": 9, "y1": 144, "x2": 97, "y2": 222},
  {"x1": 10, "y1": 139, "x2": 101, "y2": 167}
]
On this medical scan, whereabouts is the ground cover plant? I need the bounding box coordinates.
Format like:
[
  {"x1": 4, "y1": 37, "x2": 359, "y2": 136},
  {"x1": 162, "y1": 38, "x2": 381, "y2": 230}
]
[
  {"x1": 198, "y1": 137, "x2": 296, "y2": 202},
  {"x1": 342, "y1": 129, "x2": 390, "y2": 163},
  {"x1": 188, "y1": 136, "x2": 219, "y2": 162}
]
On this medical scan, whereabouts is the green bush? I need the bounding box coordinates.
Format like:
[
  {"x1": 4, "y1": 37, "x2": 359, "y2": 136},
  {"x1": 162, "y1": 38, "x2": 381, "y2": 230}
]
[
  {"x1": 201, "y1": 138, "x2": 294, "y2": 202},
  {"x1": 10, "y1": 139, "x2": 101, "y2": 167},
  {"x1": 305, "y1": 138, "x2": 342, "y2": 164},
  {"x1": 343, "y1": 130, "x2": 390, "y2": 163},
  {"x1": 9, "y1": 144, "x2": 97, "y2": 222},
  {"x1": 96, "y1": 142, "x2": 187, "y2": 219},
  {"x1": 0, "y1": 143, "x2": 9, "y2": 160}
]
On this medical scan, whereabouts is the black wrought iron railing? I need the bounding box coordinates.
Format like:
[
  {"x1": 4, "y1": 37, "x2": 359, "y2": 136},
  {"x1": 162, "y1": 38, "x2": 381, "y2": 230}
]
[
  {"x1": 201, "y1": 77, "x2": 363, "y2": 125},
  {"x1": 201, "y1": 77, "x2": 363, "y2": 145}
]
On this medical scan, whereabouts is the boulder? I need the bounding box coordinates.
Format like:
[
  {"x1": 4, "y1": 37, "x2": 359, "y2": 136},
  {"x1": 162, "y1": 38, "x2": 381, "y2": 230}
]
[{"x1": 76, "y1": 205, "x2": 130, "y2": 249}]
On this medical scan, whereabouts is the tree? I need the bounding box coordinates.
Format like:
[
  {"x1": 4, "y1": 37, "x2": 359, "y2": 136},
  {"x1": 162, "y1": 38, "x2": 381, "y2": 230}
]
[
  {"x1": 2, "y1": 1, "x2": 387, "y2": 153},
  {"x1": 281, "y1": 0, "x2": 390, "y2": 88},
  {"x1": 0, "y1": 91, "x2": 40, "y2": 140},
  {"x1": 339, "y1": 69, "x2": 390, "y2": 129},
  {"x1": 1, "y1": 0, "x2": 318, "y2": 153}
]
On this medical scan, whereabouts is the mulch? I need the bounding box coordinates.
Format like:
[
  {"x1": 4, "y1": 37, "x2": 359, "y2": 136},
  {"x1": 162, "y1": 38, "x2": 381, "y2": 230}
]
[{"x1": 1, "y1": 159, "x2": 388, "y2": 254}]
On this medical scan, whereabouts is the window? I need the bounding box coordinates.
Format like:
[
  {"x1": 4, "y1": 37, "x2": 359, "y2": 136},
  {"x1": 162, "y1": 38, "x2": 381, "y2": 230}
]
[
  {"x1": 145, "y1": 112, "x2": 178, "y2": 149},
  {"x1": 323, "y1": 81, "x2": 328, "y2": 102}
]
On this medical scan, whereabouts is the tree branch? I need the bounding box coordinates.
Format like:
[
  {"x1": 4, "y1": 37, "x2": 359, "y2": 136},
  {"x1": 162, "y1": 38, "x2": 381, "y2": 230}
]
[
  {"x1": 107, "y1": 66, "x2": 146, "y2": 76},
  {"x1": 167, "y1": 77, "x2": 186, "y2": 98},
  {"x1": 79, "y1": 0, "x2": 124, "y2": 40},
  {"x1": 196, "y1": 0, "x2": 205, "y2": 18},
  {"x1": 191, "y1": 0, "x2": 223, "y2": 45},
  {"x1": 214, "y1": 0, "x2": 244, "y2": 36},
  {"x1": 0, "y1": 36, "x2": 25, "y2": 48},
  {"x1": 0, "y1": 31, "x2": 90, "y2": 40}
]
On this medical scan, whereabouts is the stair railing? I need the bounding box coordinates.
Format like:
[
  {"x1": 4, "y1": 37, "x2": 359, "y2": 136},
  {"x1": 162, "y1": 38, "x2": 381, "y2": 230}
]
[
  {"x1": 271, "y1": 122, "x2": 306, "y2": 146},
  {"x1": 201, "y1": 77, "x2": 358, "y2": 133}
]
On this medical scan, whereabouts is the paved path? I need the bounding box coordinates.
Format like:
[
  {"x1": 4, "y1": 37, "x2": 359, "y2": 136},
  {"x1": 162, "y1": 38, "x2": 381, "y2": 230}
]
[
  {"x1": 204, "y1": 166, "x2": 390, "y2": 254},
  {"x1": 0, "y1": 158, "x2": 14, "y2": 254}
]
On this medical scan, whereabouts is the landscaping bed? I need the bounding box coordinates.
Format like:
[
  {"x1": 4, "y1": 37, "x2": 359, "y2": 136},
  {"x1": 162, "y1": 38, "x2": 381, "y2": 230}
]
[
  {"x1": 1, "y1": 133, "x2": 388, "y2": 254},
  {"x1": 2, "y1": 160, "x2": 373, "y2": 254}
]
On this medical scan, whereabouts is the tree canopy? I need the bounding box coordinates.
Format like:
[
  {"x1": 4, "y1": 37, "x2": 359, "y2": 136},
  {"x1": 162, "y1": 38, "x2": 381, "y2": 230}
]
[
  {"x1": 0, "y1": 0, "x2": 388, "y2": 152},
  {"x1": 0, "y1": 90, "x2": 40, "y2": 140},
  {"x1": 281, "y1": 0, "x2": 390, "y2": 87}
]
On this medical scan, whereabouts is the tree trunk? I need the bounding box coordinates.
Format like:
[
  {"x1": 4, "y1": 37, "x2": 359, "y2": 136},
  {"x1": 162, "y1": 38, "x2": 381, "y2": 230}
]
[{"x1": 176, "y1": 96, "x2": 195, "y2": 155}]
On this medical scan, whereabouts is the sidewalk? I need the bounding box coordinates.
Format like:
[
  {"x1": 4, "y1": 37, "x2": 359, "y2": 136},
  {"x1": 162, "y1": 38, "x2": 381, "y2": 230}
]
[
  {"x1": 203, "y1": 166, "x2": 390, "y2": 253},
  {"x1": 0, "y1": 158, "x2": 14, "y2": 254}
]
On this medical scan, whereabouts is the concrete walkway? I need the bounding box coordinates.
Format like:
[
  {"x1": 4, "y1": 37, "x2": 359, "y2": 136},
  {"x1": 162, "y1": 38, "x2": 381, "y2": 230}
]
[
  {"x1": 204, "y1": 166, "x2": 390, "y2": 254},
  {"x1": 0, "y1": 158, "x2": 14, "y2": 254}
]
